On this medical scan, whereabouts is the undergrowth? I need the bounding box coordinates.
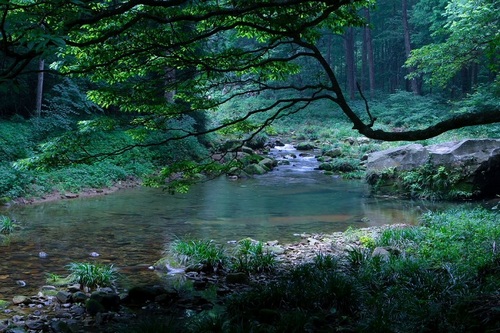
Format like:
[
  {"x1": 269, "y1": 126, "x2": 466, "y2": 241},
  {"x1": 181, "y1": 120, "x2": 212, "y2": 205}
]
[{"x1": 133, "y1": 207, "x2": 500, "y2": 333}]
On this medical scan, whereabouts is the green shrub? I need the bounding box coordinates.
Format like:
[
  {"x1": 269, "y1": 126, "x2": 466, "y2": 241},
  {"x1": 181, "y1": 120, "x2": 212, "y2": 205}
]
[
  {"x1": 169, "y1": 239, "x2": 228, "y2": 272},
  {"x1": 0, "y1": 119, "x2": 35, "y2": 161},
  {"x1": 313, "y1": 253, "x2": 340, "y2": 270},
  {"x1": 231, "y1": 239, "x2": 276, "y2": 274},
  {"x1": 0, "y1": 215, "x2": 15, "y2": 234},
  {"x1": 371, "y1": 162, "x2": 476, "y2": 200},
  {"x1": 376, "y1": 226, "x2": 426, "y2": 251},
  {"x1": 0, "y1": 165, "x2": 32, "y2": 198},
  {"x1": 417, "y1": 208, "x2": 500, "y2": 273},
  {"x1": 399, "y1": 163, "x2": 471, "y2": 200},
  {"x1": 67, "y1": 262, "x2": 117, "y2": 290},
  {"x1": 167, "y1": 208, "x2": 500, "y2": 332}
]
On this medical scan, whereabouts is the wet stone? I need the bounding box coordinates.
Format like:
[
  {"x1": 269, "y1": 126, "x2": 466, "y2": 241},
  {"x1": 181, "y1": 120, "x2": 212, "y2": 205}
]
[
  {"x1": 69, "y1": 305, "x2": 85, "y2": 316},
  {"x1": 41, "y1": 285, "x2": 57, "y2": 291},
  {"x1": 67, "y1": 284, "x2": 81, "y2": 292},
  {"x1": 56, "y1": 291, "x2": 72, "y2": 304},
  {"x1": 25, "y1": 319, "x2": 45, "y2": 330},
  {"x1": 12, "y1": 296, "x2": 28, "y2": 305},
  {"x1": 11, "y1": 315, "x2": 24, "y2": 323},
  {"x1": 72, "y1": 291, "x2": 88, "y2": 303}
]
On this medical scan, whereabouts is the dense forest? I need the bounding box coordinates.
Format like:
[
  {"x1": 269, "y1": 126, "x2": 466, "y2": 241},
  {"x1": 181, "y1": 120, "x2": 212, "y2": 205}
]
[
  {"x1": 1, "y1": 2, "x2": 500, "y2": 332},
  {"x1": 0, "y1": 0, "x2": 498, "y2": 199}
]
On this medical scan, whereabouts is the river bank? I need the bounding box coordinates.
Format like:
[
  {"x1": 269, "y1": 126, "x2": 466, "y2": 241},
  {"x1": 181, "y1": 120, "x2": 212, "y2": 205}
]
[
  {"x1": 0, "y1": 223, "x2": 409, "y2": 333},
  {"x1": 9, "y1": 178, "x2": 142, "y2": 206}
]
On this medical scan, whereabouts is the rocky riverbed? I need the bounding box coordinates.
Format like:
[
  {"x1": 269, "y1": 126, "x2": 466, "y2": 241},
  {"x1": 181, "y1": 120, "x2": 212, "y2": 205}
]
[{"x1": 0, "y1": 224, "x2": 409, "y2": 333}]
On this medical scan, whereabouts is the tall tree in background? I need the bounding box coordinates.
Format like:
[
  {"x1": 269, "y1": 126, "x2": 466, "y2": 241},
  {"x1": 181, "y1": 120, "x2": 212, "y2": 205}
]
[
  {"x1": 406, "y1": 0, "x2": 499, "y2": 93},
  {"x1": 344, "y1": 27, "x2": 357, "y2": 100},
  {"x1": 35, "y1": 58, "x2": 45, "y2": 117},
  {"x1": 0, "y1": 0, "x2": 498, "y2": 151},
  {"x1": 363, "y1": 8, "x2": 376, "y2": 99},
  {"x1": 402, "y1": 0, "x2": 421, "y2": 95}
]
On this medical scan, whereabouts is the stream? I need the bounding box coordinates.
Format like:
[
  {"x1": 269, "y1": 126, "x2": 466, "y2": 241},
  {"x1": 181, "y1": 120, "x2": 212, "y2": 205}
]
[{"x1": 0, "y1": 145, "x2": 451, "y2": 300}]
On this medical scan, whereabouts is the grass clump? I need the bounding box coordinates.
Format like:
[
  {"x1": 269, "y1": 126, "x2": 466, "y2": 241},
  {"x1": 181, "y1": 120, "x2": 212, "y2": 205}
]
[
  {"x1": 202, "y1": 208, "x2": 500, "y2": 332},
  {"x1": 67, "y1": 262, "x2": 117, "y2": 290},
  {"x1": 165, "y1": 237, "x2": 278, "y2": 275},
  {"x1": 231, "y1": 239, "x2": 276, "y2": 274},
  {"x1": 169, "y1": 238, "x2": 227, "y2": 273},
  {"x1": 0, "y1": 215, "x2": 16, "y2": 234}
]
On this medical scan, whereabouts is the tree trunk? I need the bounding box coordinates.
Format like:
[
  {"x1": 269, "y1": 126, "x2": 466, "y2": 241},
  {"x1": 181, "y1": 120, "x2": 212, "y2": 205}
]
[
  {"x1": 164, "y1": 67, "x2": 176, "y2": 103},
  {"x1": 344, "y1": 28, "x2": 356, "y2": 100},
  {"x1": 402, "y1": 0, "x2": 420, "y2": 95},
  {"x1": 361, "y1": 27, "x2": 367, "y2": 91},
  {"x1": 35, "y1": 58, "x2": 45, "y2": 117},
  {"x1": 364, "y1": 8, "x2": 376, "y2": 99},
  {"x1": 461, "y1": 66, "x2": 471, "y2": 94}
]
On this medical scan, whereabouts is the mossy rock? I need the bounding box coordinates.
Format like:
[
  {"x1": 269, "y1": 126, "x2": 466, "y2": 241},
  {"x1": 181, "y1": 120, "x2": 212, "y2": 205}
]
[
  {"x1": 89, "y1": 291, "x2": 120, "y2": 312},
  {"x1": 323, "y1": 148, "x2": 342, "y2": 158},
  {"x1": 244, "y1": 163, "x2": 267, "y2": 175},
  {"x1": 296, "y1": 142, "x2": 315, "y2": 150},
  {"x1": 318, "y1": 163, "x2": 333, "y2": 171},
  {"x1": 0, "y1": 299, "x2": 10, "y2": 309},
  {"x1": 259, "y1": 158, "x2": 277, "y2": 170},
  {"x1": 85, "y1": 298, "x2": 105, "y2": 316}
]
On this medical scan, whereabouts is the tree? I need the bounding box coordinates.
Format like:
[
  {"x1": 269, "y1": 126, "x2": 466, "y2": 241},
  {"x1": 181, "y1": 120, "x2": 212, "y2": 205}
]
[
  {"x1": 406, "y1": 0, "x2": 499, "y2": 91},
  {"x1": 362, "y1": 8, "x2": 375, "y2": 99},
  {"x1": 344, "y1": 27, "x2": 357, "y2": 100},
  {"x1": 1, "y1": 0, "x2": 499, "y2": 149},
  {"x1": 401, "y1": 0, "x2": 420, "y2": 95}
]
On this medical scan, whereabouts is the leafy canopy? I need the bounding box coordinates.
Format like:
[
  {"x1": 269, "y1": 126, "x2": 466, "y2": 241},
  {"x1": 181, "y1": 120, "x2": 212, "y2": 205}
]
[
  {"x1": 406, "y1": 0, "x2": 499, "y2": 88},
  {"x1": 1, "y1": 0, "x2": 499, "y2": 152}
]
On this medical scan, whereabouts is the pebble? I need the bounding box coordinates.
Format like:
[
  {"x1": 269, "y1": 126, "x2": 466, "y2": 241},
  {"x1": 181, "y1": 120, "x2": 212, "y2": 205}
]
[{"x1": 15, "y1": 280, "x2": 26, "y2": 287}]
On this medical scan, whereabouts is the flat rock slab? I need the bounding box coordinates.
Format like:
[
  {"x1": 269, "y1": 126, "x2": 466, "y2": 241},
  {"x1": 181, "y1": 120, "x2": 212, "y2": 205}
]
[{"x1": 366, "y1": 139, "x2": 500, "y2": 197}]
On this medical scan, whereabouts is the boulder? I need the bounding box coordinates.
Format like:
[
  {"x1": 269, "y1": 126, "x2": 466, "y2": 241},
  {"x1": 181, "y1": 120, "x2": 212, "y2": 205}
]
[
  {"x1": 241, "y1": 146, "x2": 255, "y2": 154},
  {"x1": 56, "y1": 291, "x2": 72, "y2": 304},
  {"x1": 323, "y1": 148, "x2": 342, "y2": 158},
  {"x1": 259, "y1": 157, "x2": 277, "y2": 170},
  {"x1": 371, "y1": 247, "x2": 390, "y2": 261},
  {"x1": 89, "y1": 291, "x2": 120, "y2": 312},
  {"x1": 295, "y1": 142, "x2": 315, "y2": 150},
  {"x1": 318, "y1": 163, "x2": 333, "y2": 171},
  {"x1": 72, "y1": 291, "x2": 88, "y2": 303},
  {"x1": 366, "y1": 139, "x2": 500, "y2": 198},
  {"x1": 244, "y1": 163, "x2": 268, "y2": 175},
  {"x1": 123, "y1": 285, "x2": 168, "y2": 305}
]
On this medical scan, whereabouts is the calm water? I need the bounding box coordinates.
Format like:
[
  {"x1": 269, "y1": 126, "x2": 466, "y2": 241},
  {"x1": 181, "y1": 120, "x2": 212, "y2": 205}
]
[{"x1": 0, "y1": 145, "x2": 431, "y2": 299}]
